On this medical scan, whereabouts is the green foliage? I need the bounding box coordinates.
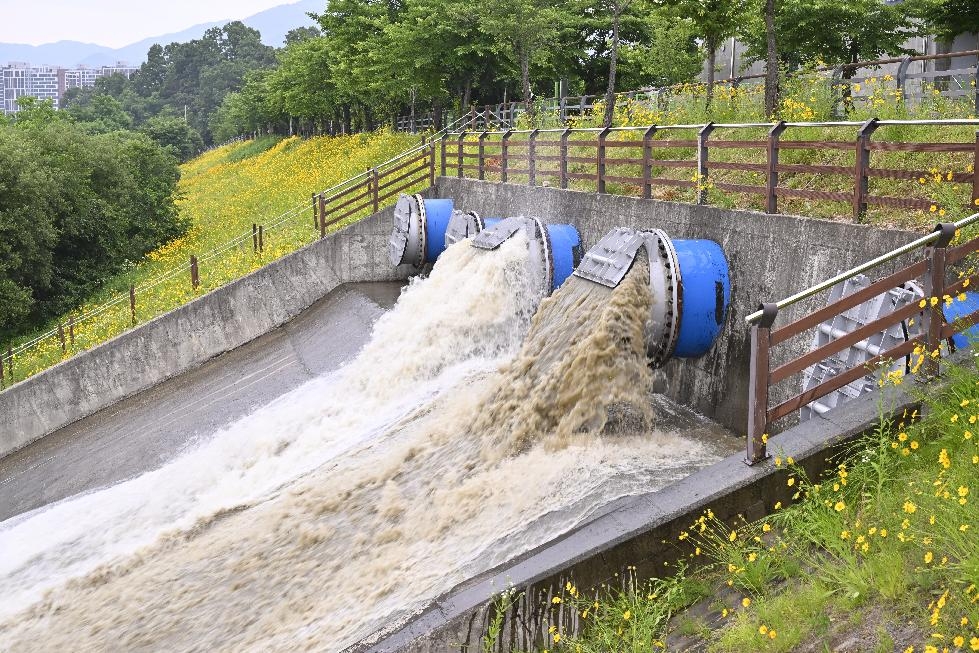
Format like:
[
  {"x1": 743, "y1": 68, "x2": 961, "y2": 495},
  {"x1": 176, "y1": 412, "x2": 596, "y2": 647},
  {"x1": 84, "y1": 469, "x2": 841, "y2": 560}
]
[
  {"x1": 0, "y1": 112, "x2": 184, "y2": 339},
  {"x1": 139, "y1": 115, "x2": 205, "y2": 161},
  {"x1": 740, "y1": 0, "x2": 917, "y2": 71},
  {"x1": 906, "y1": 0, "x2": 979, "y2": 41}
]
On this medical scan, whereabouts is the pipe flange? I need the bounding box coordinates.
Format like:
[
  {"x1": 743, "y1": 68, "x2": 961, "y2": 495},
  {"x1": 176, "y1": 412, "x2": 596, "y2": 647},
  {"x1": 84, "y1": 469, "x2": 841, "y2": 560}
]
[
  {"x1": 532, "y1": 217, "x2": 555, "y2": 294},
  {"x1": 645, "y1": 229, "x2": 682, "y2": 367},
  {"x1": 413, "y1": 193, "x2": 427, "y2": 267}
]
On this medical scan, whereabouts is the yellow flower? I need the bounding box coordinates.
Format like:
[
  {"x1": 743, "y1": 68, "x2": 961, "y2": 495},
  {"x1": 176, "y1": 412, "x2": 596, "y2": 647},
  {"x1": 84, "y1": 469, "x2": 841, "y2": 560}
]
[
  {"x1": 931, "y1": 205, "x2": 938, "y2": 213},
  {"x1": 729, "y1": 531, "x2": 737, "y2": 542},
  {"x1": 762, "y1": 523, "x2": 771, "y2": 532},
  {"x1": 911, "y1": 441, "x2": 919, "y2": 450},
  {"x1": 769, "y1": 629, "x2": 777, "y2": 639},
  {"x1": 955, "y1": 636, "x2": 965, "y2": 647},
  {"x1": 759, "y1": 625, "x2": 768, "y2": 634},
  {"x1": 904, "y1": 501, "x2": 918, "y2": 514},
  {"x1": 553, "y1": 633, "x2": 561, "y2": 643},
  {"x1": 622, "y1": 610, "x2": 631, "y2": 621},
  {"x1": 552, "y1": 596, "x2": 562, "y2": 604},
  {"x1": 925, "y1": 551, "x2": 934, "y2": 564},
  {"x1": 787, "y1": 477, "x2": 795, "y2": 487},
  {"x1": 834, "y1": 501, "x2": 846, "y2": 512},
  {"x1": 742, "y1": 597, "x2": 751, "y2": 607}
]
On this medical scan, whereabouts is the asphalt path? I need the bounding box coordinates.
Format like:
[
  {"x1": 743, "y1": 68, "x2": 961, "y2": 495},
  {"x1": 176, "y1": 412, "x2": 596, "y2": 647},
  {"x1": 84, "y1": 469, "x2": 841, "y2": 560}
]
[{"x1": 0, "y1": 282, "x2": 403, "y2": 523}]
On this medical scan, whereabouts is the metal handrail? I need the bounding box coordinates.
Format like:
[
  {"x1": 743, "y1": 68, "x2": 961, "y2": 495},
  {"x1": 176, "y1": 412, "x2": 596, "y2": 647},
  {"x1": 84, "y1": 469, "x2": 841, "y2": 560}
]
[{"x1": 745, "y1": 211, "x2": 979, "y2": 325}]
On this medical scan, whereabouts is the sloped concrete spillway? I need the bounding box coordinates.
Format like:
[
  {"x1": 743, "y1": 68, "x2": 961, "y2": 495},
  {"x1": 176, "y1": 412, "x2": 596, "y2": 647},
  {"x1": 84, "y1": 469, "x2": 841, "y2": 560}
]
[{"x1": 0, "y1": 202, "x2": 735, "y2": 652}]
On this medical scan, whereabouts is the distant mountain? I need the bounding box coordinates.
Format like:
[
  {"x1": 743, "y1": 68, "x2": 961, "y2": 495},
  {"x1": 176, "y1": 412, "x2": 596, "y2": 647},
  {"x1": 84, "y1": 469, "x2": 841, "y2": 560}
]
[{"x1": 0, "y1": 0, "x2": 323, "y2": 68}]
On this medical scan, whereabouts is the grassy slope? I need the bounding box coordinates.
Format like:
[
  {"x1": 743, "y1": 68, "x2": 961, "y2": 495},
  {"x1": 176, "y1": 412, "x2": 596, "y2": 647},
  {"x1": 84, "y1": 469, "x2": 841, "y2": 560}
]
[{"x1": 6, "y1": 130, "x2": 416, "y2": 383}]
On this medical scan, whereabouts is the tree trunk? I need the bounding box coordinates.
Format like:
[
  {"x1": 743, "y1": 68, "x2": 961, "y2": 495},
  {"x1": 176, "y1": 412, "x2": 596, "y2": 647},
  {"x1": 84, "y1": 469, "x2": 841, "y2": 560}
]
[
  {"x1": 462, "y1": 79, "x2": 472, "y2": 114},
  {"x1": 521, "y1": 49, "x2": 534, "y2": 121},
  {"x1": 342, "y1": 104, "x2": 351, "y2": 135},
  {"x1": 602, "y1": 1, "x2": 622, "y2": 128},
  {"x1": 705, "y1": 38, "x2": 717, "y2": 109},
  {"x1": 409, "y1": 87, "x2": 417, "y2": 133},
  {"x1": 763, "y1": 0, "x2": 779, "y2": 118},
  {"x1": 433, "y1": 99, "x2": 443, "y2": 130}
]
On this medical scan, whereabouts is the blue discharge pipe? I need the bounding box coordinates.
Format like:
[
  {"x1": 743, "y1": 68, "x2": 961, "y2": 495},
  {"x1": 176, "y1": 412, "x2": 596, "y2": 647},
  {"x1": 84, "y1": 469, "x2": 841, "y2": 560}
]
[
  {"x1": 545, "y1": 224, "x2": 581, "y2": 289},
  {"x1": 422, "y1": 199, "x2": 454, "y2": 263},
  {"x1": 388, "y1": 195, "x2": 581, "y2": 292},
  {"x1": 574, "y1": 227, "x2": 730, "y2": 367},
  {"x1": 469, "y1": 217, "x2": 582, "y2": 295},
  {"x1": 671, "y1": 239, "x2": 731, "y2": 358},
  {"x1": 943, "y1": 291, "x2": 979, "y2": 349}
]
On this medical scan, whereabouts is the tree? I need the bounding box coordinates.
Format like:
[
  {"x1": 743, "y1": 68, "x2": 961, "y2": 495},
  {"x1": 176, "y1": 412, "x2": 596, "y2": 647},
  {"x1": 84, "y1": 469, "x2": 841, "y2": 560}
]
[
  {"x1": 140, "y1": 115, "x2": 205, "y2": 161},
  {"x1": 906, "y1": 0, "x2": 979, "y2": 42},
  {"x1": 658, "y1": 0, "x2": 750, "y2": 106},
  {"x1": 763, "y1": 0, "x2": 778, "y2": 117},
  {"x1": 741, "y1": 0, "x2": 916, "y2": 73},
  {"x1": 284, "y1": 26, "x2": 321, "y2": 46},
  {"x1": 480, "y1": 0, "x2": 572, "y2": 119}
]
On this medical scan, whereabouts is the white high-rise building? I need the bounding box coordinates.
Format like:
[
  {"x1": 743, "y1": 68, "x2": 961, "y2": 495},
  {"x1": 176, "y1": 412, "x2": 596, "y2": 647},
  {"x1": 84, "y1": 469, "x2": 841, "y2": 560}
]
[{"x1": 0, "y1": 62, "x2": 138, "y2": 115}]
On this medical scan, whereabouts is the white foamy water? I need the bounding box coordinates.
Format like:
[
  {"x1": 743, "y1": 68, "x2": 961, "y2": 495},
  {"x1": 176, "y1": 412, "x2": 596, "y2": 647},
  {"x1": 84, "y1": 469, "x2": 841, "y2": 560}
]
[
  {"x1": 0, "y1": 234, "x2": 540, "y2": 622},
  {"x1": 0, "y1": 235, "x2": 736, "y2": 652}
]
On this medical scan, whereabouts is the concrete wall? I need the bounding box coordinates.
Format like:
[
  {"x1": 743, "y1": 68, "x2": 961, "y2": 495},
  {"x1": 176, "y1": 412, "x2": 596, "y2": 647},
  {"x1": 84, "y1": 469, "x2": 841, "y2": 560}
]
[
  {"x1": 435, "y1": 178, "x2": 920, "y2": 434},
  {"x1": 0, "y1": 208, "x2": 415, "y2": 459}
]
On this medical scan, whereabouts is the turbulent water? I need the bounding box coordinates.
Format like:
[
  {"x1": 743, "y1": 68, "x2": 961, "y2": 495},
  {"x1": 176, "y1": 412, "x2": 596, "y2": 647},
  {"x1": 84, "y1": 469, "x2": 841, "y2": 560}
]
[{"x1": 0, "y1": 237, "x2": 729, "y2": 652}]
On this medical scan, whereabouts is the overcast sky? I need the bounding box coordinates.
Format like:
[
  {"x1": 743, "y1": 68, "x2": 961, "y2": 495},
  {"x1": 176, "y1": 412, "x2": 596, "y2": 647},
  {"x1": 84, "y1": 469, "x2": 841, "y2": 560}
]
[{"x1": 0, "y1": 0, "x2": 291, "y2": 47}]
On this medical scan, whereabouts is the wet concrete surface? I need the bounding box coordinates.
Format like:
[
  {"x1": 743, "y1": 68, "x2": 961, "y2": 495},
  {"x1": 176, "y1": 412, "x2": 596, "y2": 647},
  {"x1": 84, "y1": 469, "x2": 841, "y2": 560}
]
[{"x1": 0, "y1": 282, "x2": 404, "y2": 523}]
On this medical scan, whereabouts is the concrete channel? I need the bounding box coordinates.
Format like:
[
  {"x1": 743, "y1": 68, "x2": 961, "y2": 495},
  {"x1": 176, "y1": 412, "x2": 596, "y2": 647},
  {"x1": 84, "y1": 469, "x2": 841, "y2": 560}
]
[{"x1": 0, "y1": 178, "x2": 926, "y2": 651}]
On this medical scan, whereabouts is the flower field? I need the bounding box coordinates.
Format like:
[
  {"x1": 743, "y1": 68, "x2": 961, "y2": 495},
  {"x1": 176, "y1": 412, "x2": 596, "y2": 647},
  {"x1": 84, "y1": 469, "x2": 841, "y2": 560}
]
[{"x1": 2, "y1": 130, "x2": 416, "y2": 386}]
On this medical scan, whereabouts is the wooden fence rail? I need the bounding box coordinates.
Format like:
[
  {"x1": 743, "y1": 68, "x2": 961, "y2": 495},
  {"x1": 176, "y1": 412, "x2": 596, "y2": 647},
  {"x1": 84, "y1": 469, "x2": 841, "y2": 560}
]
[{"x1": 441, "y1": 121, "x2": 979, "y2": 221}]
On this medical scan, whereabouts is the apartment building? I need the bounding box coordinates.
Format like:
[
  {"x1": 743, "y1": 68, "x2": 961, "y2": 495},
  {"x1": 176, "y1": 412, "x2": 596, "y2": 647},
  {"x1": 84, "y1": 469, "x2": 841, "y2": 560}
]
[{"x1": 0, "y1": 62, "x2": 138, "y2": 115}]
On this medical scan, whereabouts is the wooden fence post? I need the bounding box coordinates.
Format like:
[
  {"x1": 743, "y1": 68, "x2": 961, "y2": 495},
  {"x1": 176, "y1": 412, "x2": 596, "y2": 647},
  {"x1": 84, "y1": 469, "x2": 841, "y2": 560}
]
[
  {"x1": 697, "y1": 122, "x2": 715, "y2": 205},
  {"x1": 312, "y1": 192, "x2": 318, "y2": 230},
  {"x1": 528, "y1": 128, "x2": 539, "y2": 186},
  {"x1": 746, "y1": 303, "x2": 778, "y2": 465},
  {"x1": 318, "y1": 193, "x2": 327, "y2": 239},
  {"x1": 371, "y1": 168, "x2": 380, "y2": 212},
  {"x1": 429, "y1": 142, "x2": 436, "y2": 185},
  {"x1": 253, "y1": 223, "x2": 258, "y2": 252},
  {"x1": 478, "y1": 131, "x2": 488, "y2": 180},
  {"x1": 58, "y1": 323, "x2": 66, "y2": 354},
  {"x1": 922, "y1": 223, "x2": 956, "y2": 378},
  {"x1": 190, "y1": 255, "x2": 199, "y2": 291},
  {"x1": 853, "y1": 118, "x2": 879, "y2": 222},
  {"x1": 502, "y1": 130, "x2": 513, "y2": 183},
  {"x1": 642, "y1": 125, "x2": 656, "y2": 200},
  {"x1": 129, "y1": 284, "x2": 136, "y2": 326},
  {"x1": 766, "y1": 121, "x2": 788, "y2": 214},
  {"x1": 259, "y1": 225, "x2": 265, "y2": 252},
  {"x1": 597, "y1": 126, "x2": 611, "y2": 193},
  {"x1": 440, "y1": 135, "x2": 447, "y2": 177},
  {"x1": 560, "y1": 128, "x2": 571, "y2": 189},
  {"x1": 457, "y1": 131, "x2": 467, "y2": 178}
]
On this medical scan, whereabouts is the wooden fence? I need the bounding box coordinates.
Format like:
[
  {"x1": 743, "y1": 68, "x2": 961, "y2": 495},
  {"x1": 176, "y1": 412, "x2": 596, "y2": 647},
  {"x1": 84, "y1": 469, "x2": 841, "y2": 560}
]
[
  {"x1": 315, "y1": 141, "x2": 436, "y2": 236},
  {"x1": 746, "y1": 215, "x2": 979, "y2": 463},
  {"x1": 440, "y1": 120, "x2": 979, "y2": 221}
]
